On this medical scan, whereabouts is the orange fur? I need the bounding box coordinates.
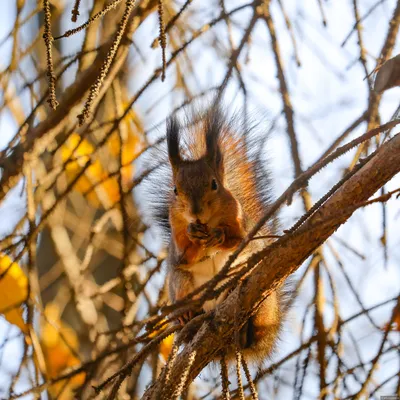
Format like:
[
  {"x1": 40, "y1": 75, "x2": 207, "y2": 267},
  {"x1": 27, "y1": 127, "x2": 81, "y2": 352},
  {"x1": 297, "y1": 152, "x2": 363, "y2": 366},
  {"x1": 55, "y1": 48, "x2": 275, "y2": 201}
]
[{"x1": 154, "y1": 105, "x2": 289, "y2": 364}]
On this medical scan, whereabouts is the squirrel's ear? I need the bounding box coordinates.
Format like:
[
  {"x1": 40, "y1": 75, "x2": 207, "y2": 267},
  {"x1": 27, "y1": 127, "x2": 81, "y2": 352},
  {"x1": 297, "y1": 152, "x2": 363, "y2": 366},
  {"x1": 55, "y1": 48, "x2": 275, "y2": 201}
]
[
  {"x1": 206, "y1": 136, "x2": 223, "y2": 172},
  {"x1": 205, "y1": 110, "x2": 223, "y2": 172},
  {"x1": 166, "y1": 116, "x2": 181, "y2": 169}
]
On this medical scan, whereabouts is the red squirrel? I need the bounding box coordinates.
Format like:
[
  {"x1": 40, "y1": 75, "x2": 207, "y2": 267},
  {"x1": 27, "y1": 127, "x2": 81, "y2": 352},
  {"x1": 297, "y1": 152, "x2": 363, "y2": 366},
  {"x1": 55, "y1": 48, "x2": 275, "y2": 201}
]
[{"x1": 148, "y1": 105, "x2": 289, "y2": 361}]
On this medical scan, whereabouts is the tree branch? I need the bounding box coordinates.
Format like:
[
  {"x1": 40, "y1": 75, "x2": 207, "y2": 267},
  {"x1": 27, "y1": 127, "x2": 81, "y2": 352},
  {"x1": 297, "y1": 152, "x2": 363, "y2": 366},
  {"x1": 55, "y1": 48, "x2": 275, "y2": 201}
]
[
  {"x1": 0, "y1": 0, "x2": 158, "y2": 205},
  {"x1": 142, "y1": 129, "x2": 400, "y2": 398}
]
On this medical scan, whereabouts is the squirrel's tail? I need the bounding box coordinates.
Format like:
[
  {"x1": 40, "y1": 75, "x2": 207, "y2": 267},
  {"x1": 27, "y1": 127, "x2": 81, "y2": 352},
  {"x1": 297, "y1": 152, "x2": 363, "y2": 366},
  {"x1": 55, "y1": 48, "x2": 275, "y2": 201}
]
[{"x1": 238, "y1": 279, "x2": 294, "y2": 363}]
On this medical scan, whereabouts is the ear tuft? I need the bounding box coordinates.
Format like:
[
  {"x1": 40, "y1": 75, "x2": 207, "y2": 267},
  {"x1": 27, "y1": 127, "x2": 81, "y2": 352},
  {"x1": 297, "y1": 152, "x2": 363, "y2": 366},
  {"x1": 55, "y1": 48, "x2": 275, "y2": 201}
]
[
  {"x1": 166, "y1": 115, "x2": 181, "y2": 168},
  {"x1": 205, "y1": 106, "x2": 224, "y2": 170}
]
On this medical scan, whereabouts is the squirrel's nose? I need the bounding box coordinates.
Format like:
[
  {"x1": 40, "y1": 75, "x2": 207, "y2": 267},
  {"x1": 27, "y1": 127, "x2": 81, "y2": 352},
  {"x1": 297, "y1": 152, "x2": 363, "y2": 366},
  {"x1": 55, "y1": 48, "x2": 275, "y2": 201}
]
[{"x1": 191, "y1": 201, "x2": 203, "y2": 216}]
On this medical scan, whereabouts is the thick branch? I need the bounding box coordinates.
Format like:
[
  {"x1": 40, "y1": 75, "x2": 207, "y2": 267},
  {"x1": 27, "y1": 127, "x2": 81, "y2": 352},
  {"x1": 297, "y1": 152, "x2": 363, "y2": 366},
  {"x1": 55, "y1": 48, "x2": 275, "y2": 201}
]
[{"x1": 142, "y1": 130, "x2": 400, "y2": 399}]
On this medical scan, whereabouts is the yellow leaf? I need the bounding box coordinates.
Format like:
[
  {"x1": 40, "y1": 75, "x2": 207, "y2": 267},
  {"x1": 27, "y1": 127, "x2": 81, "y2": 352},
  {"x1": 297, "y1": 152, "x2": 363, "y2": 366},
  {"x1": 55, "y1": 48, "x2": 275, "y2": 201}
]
[
  {"x1": 40, "y1": 303, "x2": 85, "y2": 398},
  {"x1": 107, "y1": 122, "x2": 142, "y2": 185},
  {"x1": 0, "y1": 254, "x2": 28, "y2": 333},
  {"x1": 160, "y1": 333, "x2": 175, "y2": 362},
  {"x1": 147, "y1": 319, "x2": 175, "y2": 362},
  {"x1": 61, "y1": 133, "x2": 102, "y2": 207},
  {"x1": 60, "y1": 128, "x2": 142, "y2": 208}
]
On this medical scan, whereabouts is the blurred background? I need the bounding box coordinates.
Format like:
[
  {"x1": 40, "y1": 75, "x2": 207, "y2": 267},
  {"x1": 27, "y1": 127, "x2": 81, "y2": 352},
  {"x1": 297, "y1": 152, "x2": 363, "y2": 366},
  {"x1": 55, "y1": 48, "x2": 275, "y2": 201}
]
[{"x1": 0, "y1": 0, "x2": 399, "y2": 398}]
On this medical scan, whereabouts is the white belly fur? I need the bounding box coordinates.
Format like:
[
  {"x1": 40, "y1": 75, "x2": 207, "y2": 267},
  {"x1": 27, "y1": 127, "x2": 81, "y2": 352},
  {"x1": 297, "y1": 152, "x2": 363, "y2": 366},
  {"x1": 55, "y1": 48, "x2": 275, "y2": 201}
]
[{"x1": 190, "y1": 249, "x2": 248, "y2": 311}]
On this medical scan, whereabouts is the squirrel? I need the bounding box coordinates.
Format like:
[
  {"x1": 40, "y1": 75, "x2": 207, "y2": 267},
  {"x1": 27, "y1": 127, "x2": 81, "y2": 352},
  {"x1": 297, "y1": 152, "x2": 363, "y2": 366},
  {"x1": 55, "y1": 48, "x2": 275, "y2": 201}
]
[{"x1": 146, "y1": 103, "x2": 289, "y2": 361}]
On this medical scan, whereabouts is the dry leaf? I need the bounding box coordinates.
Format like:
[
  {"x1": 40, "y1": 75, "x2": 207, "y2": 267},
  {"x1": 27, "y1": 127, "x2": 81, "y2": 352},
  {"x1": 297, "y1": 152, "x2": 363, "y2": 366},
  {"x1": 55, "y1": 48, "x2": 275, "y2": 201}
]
[{"x1": 374, "y1": 54, "x2": 400, "y2": 93}]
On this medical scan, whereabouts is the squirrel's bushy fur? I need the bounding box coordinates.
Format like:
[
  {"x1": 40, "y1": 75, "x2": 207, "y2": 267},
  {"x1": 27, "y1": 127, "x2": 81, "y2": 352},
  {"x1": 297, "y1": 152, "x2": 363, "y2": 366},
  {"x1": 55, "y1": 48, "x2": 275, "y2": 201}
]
[
  {"x1": 145, "y1": 105, "x2": 277, "y2": 238},
  {"x1": 144, "y1": 102, "x2": 289, "y2": 363}
]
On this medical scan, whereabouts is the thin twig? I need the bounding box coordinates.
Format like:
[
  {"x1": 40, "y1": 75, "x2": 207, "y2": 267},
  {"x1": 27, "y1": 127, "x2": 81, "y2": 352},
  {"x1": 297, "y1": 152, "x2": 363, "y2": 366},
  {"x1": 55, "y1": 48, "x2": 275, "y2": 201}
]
[
  {"x1": 220, "y1": 353, "x2": 231, "y2": 400},
  {"x1": 78, "y1": 0, "x2": 136, "y2": 125},
  {"x1": 235, "y1": 350, "x2": 245, "y2": 400},
  {"x1": 242, "y1": 356, "x2": 258, "y2": 399},
  {"x1": 55, "y1": 0, "x2": 124, "y2": 40},
  {"x1": 72, "y1": 0, "x2": 82, "y2": 22},
  {"x1": 157, "y1": 0, "x2": 167, "y2": 81},
  {"x1": 42, "y1": 0, "x2": 58, "y2": 109}
]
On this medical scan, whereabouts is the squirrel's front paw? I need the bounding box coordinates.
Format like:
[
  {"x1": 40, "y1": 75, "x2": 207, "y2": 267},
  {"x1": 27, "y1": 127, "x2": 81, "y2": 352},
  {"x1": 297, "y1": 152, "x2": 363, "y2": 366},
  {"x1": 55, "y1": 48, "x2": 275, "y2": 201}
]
[
  {"x1": 187, "y1": 222, "x2": 209, "y2": 243},
  {"x1": 205, "y1": 227, "x2": 225, "y2": 248},
  {"x1": 178, "y1": 310, "x2": 195, "y2": 326},
  {"x1": 177, "y1": 309, "x2": 203, "y2": 326},
  {"x1": 187, "y1": 223, "x2": 225, "y2": 248}
]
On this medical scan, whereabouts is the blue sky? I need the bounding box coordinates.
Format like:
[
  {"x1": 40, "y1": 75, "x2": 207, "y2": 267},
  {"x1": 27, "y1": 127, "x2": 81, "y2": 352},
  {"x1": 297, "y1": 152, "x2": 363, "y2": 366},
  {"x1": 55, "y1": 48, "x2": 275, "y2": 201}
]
[{"x1": 0, "y1": 0, "x2": 400, "y2": 398}]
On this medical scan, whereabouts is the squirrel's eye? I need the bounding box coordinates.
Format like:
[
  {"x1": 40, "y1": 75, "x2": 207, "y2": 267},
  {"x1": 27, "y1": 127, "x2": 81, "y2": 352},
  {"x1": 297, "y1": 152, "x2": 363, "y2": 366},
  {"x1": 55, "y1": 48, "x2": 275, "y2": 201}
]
[
  {"x1": 173, "y1": 186, "x2": 178, "y2": 195},
  {"x1": 211, "y1": 179, "x2": 218, "y2": 191}
]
